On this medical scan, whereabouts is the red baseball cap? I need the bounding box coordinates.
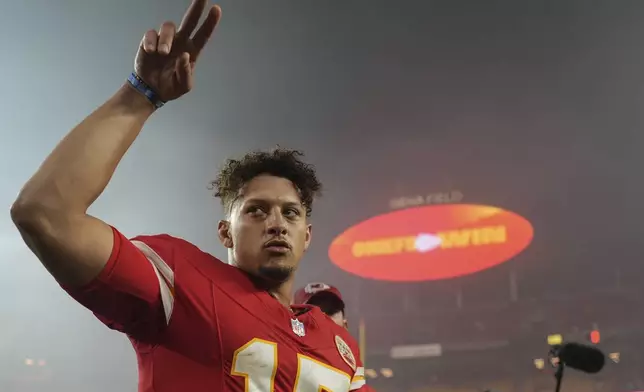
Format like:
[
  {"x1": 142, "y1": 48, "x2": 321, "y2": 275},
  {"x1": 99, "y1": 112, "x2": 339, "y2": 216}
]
[{"x1": 293, "y1": 282, "x2": 344, "y2": 306}]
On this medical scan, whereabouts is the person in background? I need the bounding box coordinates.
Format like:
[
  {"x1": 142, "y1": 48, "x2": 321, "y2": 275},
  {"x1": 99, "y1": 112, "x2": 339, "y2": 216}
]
[
  {"x1": 294, "y1": 282, "x2": 348, "y2": 328},
  {"x1": 294, "y1": 283, "x2": 376, "y2": 391}
]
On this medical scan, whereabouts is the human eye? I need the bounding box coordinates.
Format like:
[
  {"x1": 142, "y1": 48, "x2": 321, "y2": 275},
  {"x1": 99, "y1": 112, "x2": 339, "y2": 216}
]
[
  {"x1": 246, "y1": 205, "x2": 266, "y2": 216},
  {"x1": 284, "y1": 207, "x2": 301, "y2": 218}
]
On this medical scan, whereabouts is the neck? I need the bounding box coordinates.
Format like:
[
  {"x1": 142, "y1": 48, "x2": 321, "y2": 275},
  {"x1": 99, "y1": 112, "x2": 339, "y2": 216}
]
[
  {"x1": 245, "y1": 271, "x2": 295, "y2": 308},
  {"x1": 270, "y1": 279, "x2": 294, "y2": 308}
]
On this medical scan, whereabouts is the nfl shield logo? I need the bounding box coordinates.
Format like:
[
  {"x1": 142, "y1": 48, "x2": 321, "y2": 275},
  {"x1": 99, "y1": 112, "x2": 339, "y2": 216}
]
[{"x1": 291, "y1": 318, "x2": 306, "y2": 337}]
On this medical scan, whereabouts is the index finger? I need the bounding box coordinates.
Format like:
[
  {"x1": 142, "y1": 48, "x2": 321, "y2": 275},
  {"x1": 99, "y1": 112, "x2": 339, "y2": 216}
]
[{"x1": 177, "y1": 0, "x2": 208, "y2": 36}]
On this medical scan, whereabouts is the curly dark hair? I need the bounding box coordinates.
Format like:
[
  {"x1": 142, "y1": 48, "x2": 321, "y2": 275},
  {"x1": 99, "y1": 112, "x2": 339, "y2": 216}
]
[{"x1": 211, "y1": 148, "x2": 322, "y2": 217}]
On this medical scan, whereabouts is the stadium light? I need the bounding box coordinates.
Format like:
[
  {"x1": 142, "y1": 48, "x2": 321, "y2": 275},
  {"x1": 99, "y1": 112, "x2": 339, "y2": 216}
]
[
  {"x1": 609, "y1": 352, "x2": 620, "y2": 363},
  {"x1": 547, "y1": 334, "x2": 563, "y2": 345},
  {"x1": 534, "y1": 358, "x2": 545, "y2": 370}
]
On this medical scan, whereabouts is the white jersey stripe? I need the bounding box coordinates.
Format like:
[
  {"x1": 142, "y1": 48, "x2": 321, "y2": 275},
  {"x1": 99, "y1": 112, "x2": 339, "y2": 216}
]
[
  {"x1": 349, "y1": 378, "x2": 366, "y2": 390},
  {"x1": 350, "y1": 366, "x2": 366, "y2": 390},
  {"x1": 131, "y1": 240, "x2": 175, "y2": 325}
]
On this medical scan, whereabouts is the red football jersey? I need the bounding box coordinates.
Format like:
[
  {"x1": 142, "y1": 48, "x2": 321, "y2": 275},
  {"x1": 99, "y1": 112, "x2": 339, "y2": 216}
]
[{"x1": 65, "y1": 227, "x2": 368, "y2": 391}]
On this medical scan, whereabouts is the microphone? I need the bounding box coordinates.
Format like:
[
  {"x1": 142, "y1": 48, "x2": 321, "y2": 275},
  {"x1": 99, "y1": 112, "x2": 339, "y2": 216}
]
[{"x1": 551, "y1": 342, "x2": 605, "y2": 374}]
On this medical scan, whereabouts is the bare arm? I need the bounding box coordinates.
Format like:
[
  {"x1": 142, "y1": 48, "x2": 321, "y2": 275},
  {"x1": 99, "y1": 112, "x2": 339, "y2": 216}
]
[
  {"x1": 11, "y1": 0, "x2": 219, "y2": 288},
  {"x1": 11, "y1": 85, "x2": 154, "y2": 287}
]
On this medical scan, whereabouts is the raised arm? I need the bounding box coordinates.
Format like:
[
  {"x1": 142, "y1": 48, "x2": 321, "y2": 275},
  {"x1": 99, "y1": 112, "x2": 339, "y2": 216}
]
[
  {"x1": 11, "y1": 86, "x2": 153, "y2": 286},
  {"x1": 10, "y1": 0, "x2": 221, "y2": 288}
]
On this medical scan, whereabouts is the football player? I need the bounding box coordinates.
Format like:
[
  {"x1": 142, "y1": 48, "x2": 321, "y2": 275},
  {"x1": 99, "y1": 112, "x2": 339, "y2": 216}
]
[{"x1": 11, "y1": 1, "x2": 367, "y2": 391}]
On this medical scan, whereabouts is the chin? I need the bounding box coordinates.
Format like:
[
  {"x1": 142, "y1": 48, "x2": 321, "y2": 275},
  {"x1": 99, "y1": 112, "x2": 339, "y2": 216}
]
[{"x1": 257, "y1": 264, "x2": 294, "y2": 283}]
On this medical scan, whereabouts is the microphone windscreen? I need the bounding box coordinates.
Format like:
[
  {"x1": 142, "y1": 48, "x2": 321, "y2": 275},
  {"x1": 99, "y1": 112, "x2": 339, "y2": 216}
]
[{"x1": 558, "y1": 342, "x2": 605, "y2": 374}]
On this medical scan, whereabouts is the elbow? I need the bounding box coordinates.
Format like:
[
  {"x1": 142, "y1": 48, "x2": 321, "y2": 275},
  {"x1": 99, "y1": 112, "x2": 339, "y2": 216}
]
[
  {"x1": 11, "y1": 188, "x2": 87, "y2": 234},
  {"x1": 11, "y1": 197, "x2": 47, "y2": 231},
  {"x1": 10, "y1": 195, "x2": 64, "y2": 234}
]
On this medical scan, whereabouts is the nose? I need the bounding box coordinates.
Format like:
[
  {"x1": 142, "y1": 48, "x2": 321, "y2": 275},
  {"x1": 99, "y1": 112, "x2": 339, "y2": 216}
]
[{"x1": 266, "y1": 211, "x2": 288, "y2": 236}]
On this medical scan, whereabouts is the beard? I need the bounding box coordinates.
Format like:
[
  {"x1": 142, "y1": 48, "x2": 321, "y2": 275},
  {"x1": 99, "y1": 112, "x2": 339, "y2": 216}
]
[{"x1": 257, "y1": 264, "x2": 294, "y2": 283}]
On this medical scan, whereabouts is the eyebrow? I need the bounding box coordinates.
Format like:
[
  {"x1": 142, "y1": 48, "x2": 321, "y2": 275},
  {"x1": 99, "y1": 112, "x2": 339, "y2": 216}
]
[{"x1": 243, "y1": 198, "x2": 303, "y2": 209}]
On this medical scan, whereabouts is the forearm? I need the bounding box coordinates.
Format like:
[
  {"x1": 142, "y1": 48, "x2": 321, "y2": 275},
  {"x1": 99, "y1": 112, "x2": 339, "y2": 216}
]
[{"x1": 12, "y1": 84, "x2": 154, "y2": 218}]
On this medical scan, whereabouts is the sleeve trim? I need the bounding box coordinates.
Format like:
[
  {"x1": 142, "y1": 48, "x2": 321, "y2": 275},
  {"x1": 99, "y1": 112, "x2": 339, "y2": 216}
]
[
  {"x1": 350, "y1": 367, "x2": 366, "y2": 390},
  {"x1": 131, "y1": 240, "x2": 175, "y2": 325}
]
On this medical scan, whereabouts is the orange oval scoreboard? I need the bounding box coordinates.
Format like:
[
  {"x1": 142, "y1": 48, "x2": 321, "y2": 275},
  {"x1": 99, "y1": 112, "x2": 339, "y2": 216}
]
[{"x1": 328, "y1": 204, "x2": 534, "y2": 281}]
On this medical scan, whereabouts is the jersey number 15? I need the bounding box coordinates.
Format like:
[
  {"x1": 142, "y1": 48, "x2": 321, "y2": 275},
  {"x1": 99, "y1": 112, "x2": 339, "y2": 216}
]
[{"x1": 232, "y1": 338, "x2": 353, "y2": 391}]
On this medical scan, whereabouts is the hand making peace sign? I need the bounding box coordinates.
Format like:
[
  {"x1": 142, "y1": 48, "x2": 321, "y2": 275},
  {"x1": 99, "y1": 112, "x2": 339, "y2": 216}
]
[{"x1": 134, "y1": 0, "x2": 221, "y2": 102}]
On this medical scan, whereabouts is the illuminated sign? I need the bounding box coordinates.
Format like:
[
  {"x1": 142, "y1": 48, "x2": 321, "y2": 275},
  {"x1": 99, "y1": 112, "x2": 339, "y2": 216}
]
[
  {"x1": 328, "y1": 204, "x2": 533, "y2": 281},
  {"x1": 389, "y1": 190, "x2": 464, "y2": 209}
]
